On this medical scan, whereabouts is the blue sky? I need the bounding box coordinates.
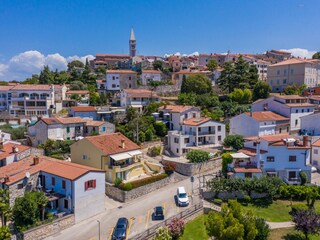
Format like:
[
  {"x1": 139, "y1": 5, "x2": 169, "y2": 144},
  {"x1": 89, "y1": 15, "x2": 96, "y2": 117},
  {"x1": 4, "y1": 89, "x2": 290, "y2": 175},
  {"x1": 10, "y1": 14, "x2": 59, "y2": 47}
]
[{"x1": 0, "y1": 0, "x2": 319, "y2": 80}]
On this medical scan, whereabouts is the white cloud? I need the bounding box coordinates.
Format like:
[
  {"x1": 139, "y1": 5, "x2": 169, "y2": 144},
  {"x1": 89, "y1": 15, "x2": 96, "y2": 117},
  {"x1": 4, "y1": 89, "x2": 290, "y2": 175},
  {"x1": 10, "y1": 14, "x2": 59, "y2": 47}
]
[
  {"x1": 164, "y1": 51, "x2": 199, "y2": 58},
  {"x1": 0, "y1": 51, "x2": 94, "y2": 81},
  {"x1": 281, "y1": 48, "x2": 316, "y2": 59}
]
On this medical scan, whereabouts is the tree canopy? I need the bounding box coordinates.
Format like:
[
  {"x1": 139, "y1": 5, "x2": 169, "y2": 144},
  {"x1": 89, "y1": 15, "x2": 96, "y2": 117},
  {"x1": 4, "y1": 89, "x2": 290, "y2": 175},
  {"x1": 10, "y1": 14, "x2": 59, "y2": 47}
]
[
  {"x1": 207, "y1": 59, "x2": 218, "y2": 71},
  {"x1": 67, "y1": 60, "x2": 84, "y2": 70},
  {"x1": 224, "y1": 134, "x2": 244, "y2": 150},
  {"x1": 312, "y1": 52, "x2": 320, "y2": 59},
  {"x1": 180, "y1": 74, "x2": 212, "y2": 95},
  {"x1": 252, "y1": 81, "x2": 271, "y2": 101}
]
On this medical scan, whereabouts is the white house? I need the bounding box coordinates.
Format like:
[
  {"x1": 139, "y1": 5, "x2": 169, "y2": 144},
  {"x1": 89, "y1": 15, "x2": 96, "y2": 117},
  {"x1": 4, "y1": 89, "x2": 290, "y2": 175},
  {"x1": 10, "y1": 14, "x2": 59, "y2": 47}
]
[
  {"x1": 230, "y1": 111, "x2": 290, "y2": 137},
  {"x1": 141, "y1": 70, "x2": 162, "y2": 85},
  {"x1": 69, "y1": 106, "x2": 98, "y2": 120},
  {"x1": 311, "y1": 139, "x2": 320, "y2": 170},
  {"x1": 229, "y1": 134, "x2": 312, "y2": 184},
  {"x1": 27, "y1": 117, "x2": 114, "y2": 146},
  {"x1": 120, "y1": 89, "x2": 160, "y2": 113},
  {"x1": 106, "y1": 70, "x2": 137, "y2": 91},
  {"x1": 300, "y1": 112, "x2": 320, "y2": 136},
  {"x1": 252, "y1": 95, "x2": 315, "y2": 132},
  {"x1": 0, "y1": 155, "x2": 105, "y2": 223},
  {"x1": 158, "y1": 105, "x2": 225, "y2": 156}
]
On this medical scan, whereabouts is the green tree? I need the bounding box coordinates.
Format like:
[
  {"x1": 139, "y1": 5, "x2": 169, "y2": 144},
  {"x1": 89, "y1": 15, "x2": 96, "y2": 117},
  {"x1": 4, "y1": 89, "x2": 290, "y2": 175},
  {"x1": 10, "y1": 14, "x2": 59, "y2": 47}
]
[
  {"x1": 126, "y1": 106, "x2": 138, "y2": 122},
  {"x1": 221, "y1": 153, "x2": 234, "y2": 175},
  {"x1": 180, "y1": 75, "x2": 187, "y2": 93},
  {"x1": 312, "y1": 52, "x2": 320, "y2": 59},
  {"x1": 154, "y1": 122, "x2": 168, "y2": 137},
  {"x1": 229, "y1": 88, "x2": 252, "y2": 104},
  {"x1": 0, "y1": 226, "x2": 11, "y2": 240},
  {"x1": 39, "y1": 65, "x2": 54, "y2": 84},
  {"x1": 218, "y1": 61, "x2": 236, "y2": 93},
  {"x1": 70, "y1": 93, "x2": 81, "y2": 101},
  {"x1": 207, "y1": 59, "x2": 218, "y2": 71},
  {"x1": 224, "y1": 135, "x2": 244, "y2": 150},
  {"x1": 34, "y1": 192, "x2": 48, "y2": 221},
  {"x1": 69, "y1": 81, "x2": 87, "y2": 90},
  {"x1": 89, "y1": 92, "x2": 100, "y2": 106},
  {"x1": 99, "y1": 92, "x2": 108, "y2": 105},
  {"x1": 0, "y1": 189, "x2": 10, "y2": 227},
  {"x1": 177, "y1": 93, "x2": 197, "y2": 106},
  {"x1": 67, "y1": 60, "x2": 84, "y2": 71},
  {"x1": 284, "y1": 84, "x2": 307, "y2": 95},
  {"x1": 254, "y1": 217, "x2": 270, "y2": 240},
  {"x1": 153, "y1": 60, "x2": 163, "y2": 71},
  {"x1": 180, "y1": 74, "x2": 212, "y2": 95},
  {"x1": 252, "y1": 81, "x2": 271, "y2": 101},
  {"x1": 186, "y1": 150, "x2": 210, "y2": 163}
]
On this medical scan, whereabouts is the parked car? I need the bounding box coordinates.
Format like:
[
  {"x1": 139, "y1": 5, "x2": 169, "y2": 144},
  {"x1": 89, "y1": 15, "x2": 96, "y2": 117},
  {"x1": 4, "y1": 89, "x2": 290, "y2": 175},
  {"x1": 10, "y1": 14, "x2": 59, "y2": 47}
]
[
  {"x1": 177, "y1": 186, "x2": 189, "y2": 207},
  {"x1": 112, "y1": 217, "x2": 129, "y2": 240},
  {"x1": 312, "y1": 166, "x2": 317, "y2": 173},
  {"x1": 153, "y1": 206, "x2": 164, "y2": 220}
]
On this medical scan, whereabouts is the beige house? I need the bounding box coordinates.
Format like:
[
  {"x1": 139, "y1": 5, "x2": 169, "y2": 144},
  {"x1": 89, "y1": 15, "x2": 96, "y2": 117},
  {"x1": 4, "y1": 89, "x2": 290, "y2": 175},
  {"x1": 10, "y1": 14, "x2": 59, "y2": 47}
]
[
  {"x1": 106, "y1": 70, "x2": 138, "y2": 91},
  {"x1": 71, "y1": 133, "x2": 154, "y2": 183},
  {"x1": 267, "y1": 58, "x2": 320, "y2": 92}
]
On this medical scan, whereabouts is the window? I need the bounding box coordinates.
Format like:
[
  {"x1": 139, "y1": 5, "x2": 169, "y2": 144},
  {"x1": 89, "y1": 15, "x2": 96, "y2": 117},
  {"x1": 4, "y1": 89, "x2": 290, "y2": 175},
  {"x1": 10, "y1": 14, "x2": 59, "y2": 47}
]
[
  {"x1": 184, "y1": 114, "x2": 188, "y2": 119},
  {"x1": 267, "y1": 156, "x2": 275, "y2": 162},
  {"x1": 283, "y1": 79, "x2": 287, "y2": 84},
  {"x1": 52, "y1": 177, "x2": 55, "y2": 186},
  {"x1": 289, "y1": 156, "x2": 296, "y2": 162},
  {"x1": 218, "y1": 126, "x2": 221, "y2": 132},
  {"x1": 302, "y1": 109, "x2": 304, "y2": 113},
  {"x1": 129, "y1": 84, "x2": 132, "y2": 88},
  {"x1": 313, "y1": 160, "x2": 319, "y2": 166},
  {"x1": 218, "y1": 136, "x2": 221, "y2": 141},
  {"x1": 277, "y1": 79, "x2": 280, "y2": 84},
  {"x1": 112, "y1": 84, "x2": 116, "y2": 88},
  {"x1": 112, "y1": 76, "x2": 115, "y2": 80},
  {"x1": 314, "y1": 149, "x2": 318, "y2": 155},
  {"x1": 84, "y1": 179, "x2": 96, "y2": 190},
  {"x1": 277, "y1": 70, "x2": 280, "y2": 75},
  {"x1": 284, "y1": 69, "x2": 287, "y2": 75},
  {"x1": 176, "y1": 148, "x2": 179, "y2": 153},
  {"x1": 307, "y1": 109, "x2": 310, "y2": 112},
  {"x1": 295, "y1": 119, "x2": 298, "y2": 126},
  {"x1": 291, "y1": 69, "x2": 294, "y2": 74},
  {"x1": 129, "y1": 77, "x2": 132, "y2": 80},
  {"x1": 82, "y1": 155, "x2": 87, "y2": 160},
  {"x1": 193, "y1": 113, "x2": 196, "y2": 118},
  {"x1": 295, "y1": 109, "x2": 298, "y2": 113},
  {"x1": 66, "y1": 127, "x2": 70, "y2": 133},
  {"x1": 17, "y1": 184, "x2": 23, "y2": 189},
  {"x1": 198, "y1": 127, "x2": 201, "y2": 132},
  {"x1": 102, "y1": 126, "x2": 106, "y2": 132},
  {"x1": 184, "y1": 138, "x2": 189, "y2": 144},
  {"x1": 174, "y1": 138, "x2": 179, "y2": 144},
  {"x1": 62, "y1": 180, "x2": 66, "y2": 189},
  {"x1": 64, "y1": 199, "x2": 68, "y2": 209}
]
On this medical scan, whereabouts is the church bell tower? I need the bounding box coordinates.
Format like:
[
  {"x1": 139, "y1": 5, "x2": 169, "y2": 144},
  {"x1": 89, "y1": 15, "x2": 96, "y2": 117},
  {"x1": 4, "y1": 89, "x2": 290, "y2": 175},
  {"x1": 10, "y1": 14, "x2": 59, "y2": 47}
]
[{"x1": 129, "y1": 28, "x2": 136, "y2": 58}]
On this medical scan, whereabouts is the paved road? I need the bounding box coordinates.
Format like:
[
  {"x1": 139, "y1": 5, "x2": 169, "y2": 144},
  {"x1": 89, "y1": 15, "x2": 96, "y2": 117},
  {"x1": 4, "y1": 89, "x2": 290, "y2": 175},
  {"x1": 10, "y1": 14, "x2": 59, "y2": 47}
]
[{"x1": 46, "y1": 172, "x2": 209, "y2": 240}]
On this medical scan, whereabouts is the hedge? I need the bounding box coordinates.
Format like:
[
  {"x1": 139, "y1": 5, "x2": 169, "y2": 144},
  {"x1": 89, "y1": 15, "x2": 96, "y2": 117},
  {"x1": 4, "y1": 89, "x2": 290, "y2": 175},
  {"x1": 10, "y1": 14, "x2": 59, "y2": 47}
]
[{"x1": 118, "y1": 173, "x2": 168, "y2": 191}]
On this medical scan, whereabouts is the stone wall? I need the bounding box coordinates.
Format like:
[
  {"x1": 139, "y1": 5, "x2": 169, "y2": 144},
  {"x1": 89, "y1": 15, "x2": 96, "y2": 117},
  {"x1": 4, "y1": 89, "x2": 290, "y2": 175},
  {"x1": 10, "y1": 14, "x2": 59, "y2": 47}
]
[
  {"x1": 106, "y1": 176, "x2": 171, "y2": 202},
  {"x1": 17, "y1": 148, "x2": 44, "y2": 161},
  {"x1": 162, "y1": 157, "x2": 222, "y2": 176},
  {"x1": 21, "y1": 214, "x2": 75, "y2": 240}
]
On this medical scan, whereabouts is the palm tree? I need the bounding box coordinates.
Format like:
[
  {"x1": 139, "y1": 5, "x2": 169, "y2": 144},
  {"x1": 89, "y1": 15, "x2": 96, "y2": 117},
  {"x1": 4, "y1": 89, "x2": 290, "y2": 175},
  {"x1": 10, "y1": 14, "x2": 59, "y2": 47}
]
[{"x1": 36, "y1": 192, "x2": 48, "y2": 221}]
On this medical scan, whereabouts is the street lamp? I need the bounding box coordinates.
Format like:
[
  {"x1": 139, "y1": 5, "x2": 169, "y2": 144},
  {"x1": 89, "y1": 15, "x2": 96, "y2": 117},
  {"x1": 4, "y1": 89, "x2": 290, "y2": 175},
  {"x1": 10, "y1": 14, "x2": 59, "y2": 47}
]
[{"x1": 97, "y1": 220, "x2": 101, "y2": 240}]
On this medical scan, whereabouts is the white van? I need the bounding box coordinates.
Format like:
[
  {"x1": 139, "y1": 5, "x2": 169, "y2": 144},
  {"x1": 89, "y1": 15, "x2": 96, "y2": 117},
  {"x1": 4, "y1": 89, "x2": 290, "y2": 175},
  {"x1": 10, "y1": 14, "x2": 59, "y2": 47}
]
[{"x1": 177, "y1": 187, "x2": 189, "y2": 207}]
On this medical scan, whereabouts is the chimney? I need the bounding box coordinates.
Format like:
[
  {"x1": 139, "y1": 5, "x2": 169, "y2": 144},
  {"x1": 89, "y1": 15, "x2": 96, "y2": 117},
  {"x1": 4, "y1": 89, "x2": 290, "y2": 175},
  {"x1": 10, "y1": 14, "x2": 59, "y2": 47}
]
[
  {"x1": 33, "y1": 156, "x2": 40, "y2": 165},
  {"x1": 0, "y1": 141, "x2": 3, "y2": 150},
  {"x1": 121, "y1": 139, "x2": 125, "y2": 149},
  {"x1": 303, "y1": 135, "x2": 309, "y2": 147},
  {"x1": 4, "y1": 175, "x2": 9, "y2": 183},
  {"x1": 12, "y1": 146, "x2": 17, "y2": 153}
]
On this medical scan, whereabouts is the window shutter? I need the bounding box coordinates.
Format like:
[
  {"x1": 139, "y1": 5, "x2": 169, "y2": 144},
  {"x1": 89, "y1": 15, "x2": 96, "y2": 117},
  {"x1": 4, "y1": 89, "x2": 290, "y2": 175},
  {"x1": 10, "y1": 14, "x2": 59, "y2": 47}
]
[
  {"x1": 84, "y1": 181, "x2": 88, "y2": 190},
  {"x1": 93, "y1": 179, "x2": 96, "y2": 188}
]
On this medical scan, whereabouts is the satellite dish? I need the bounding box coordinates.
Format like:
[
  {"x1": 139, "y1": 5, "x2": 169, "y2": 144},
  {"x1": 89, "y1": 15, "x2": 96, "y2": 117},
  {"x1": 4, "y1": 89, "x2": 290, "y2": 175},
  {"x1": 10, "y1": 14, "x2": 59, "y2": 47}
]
[{"x1": 25, "y1": 172, "x2": 30, "y2": 178}]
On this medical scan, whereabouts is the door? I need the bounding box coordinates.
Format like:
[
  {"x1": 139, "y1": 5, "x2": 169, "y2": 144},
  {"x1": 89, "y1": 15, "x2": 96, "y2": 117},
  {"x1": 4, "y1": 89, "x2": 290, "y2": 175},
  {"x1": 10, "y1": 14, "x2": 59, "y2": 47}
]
[
  {"x1": 40, "y1": 175, "x2": 46, "y2": 188},
  {"x1": 288, "y1": 171, "x2": 296, "y2": 180}
]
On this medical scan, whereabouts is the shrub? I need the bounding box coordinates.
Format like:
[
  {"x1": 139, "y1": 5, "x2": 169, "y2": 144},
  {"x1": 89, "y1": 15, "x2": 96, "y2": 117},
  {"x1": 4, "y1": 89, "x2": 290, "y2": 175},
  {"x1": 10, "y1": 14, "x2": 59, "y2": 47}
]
[
  {"x1": 122, "y1": 183, "x2": 133, "y2": 191},
  {"x1": 243, "y1": 195, "x2": 251, "y2": 206},
  {"x1": 186, "y1": 150, "x2": 209, "y2": 163},
  {"x1": 280, "y1": 185, "x2": 320, "y2": 200},
  {"x1": 254, "y1": 217, "x2": 270, "y2": 240},
  {"x1": 213, "y1": 198, "x2": 223, "y2": 206},
  {"x1": 154, "y1": 226, "x2": 172, "y2": 240},
  {"x1": 291, "y1": 203, "x2": 308, "y2": 214},
  {"x1": 148, "y1": 146, "x2": 161, "y2": 157},
  {"x1": 168, "y1": 218, "x2": 184, "y2": 240},
  {"x1": 223, "y1": 135, "x2": 244, "y2": 150},
  {"x1": 0, "y1": 226, "x2": 11, "y2": 240},
  {"x1": 221, "y1": 153, "x2": 234, "y2": 176},
  {"x1": 114, "y1": 177, "x2": 122, "y2": 187},
  {"x1": 300, "y1": 171, "x2": 308, "y2": 185},
  {"x1": 118, "y1": 174, "x2": 168, "y2": 191}
]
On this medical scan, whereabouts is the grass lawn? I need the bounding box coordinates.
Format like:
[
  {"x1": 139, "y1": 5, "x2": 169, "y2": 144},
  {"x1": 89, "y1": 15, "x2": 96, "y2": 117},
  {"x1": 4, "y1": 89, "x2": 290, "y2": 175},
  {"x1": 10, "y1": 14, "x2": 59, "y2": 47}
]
[
  {"x1": 179, "y1": 215, "x2": 209, "y2": 240},
  {"x1": 241, "y1": 199, "x2": 320, "y2": 222},
  {"x1": 270, "y1": 227, "x2": 320, "y2": 240}
]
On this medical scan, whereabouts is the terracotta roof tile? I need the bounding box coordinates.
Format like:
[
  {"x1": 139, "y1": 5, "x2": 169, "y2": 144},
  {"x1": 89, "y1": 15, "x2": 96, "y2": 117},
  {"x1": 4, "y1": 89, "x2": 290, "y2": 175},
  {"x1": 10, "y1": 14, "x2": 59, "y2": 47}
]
[
  {"x1": 85, "y1": 120, "x2": 105, "y2": 127},
  {"x1": 11, "y1": 84, "x2": 52, "y2": 91},
  {"x1": 244, "y1": 111, "x2": 289, "y2": 122},
  {"x1": 71, "y1": 106, "x2": 97, "y2": 112},
  {"x1": 106, "y1": 70, "x2": 137, "y2": 74},
  {"x1": 238, "y1": 147, "x2": 268, "y2": 157},
  {"x1": 0, "y1": 155, "x2": 103, "y2": 185},
  {"x1": 0, "y1": 142, "x2": 31, "y2": 160},
  {"x1": 41, "y1": 117, "x2": 86, "y2": 125},
  {"x1": 312, "y1": 139, "x2": 320, "y2": 147},
  {"x1": 66, "y1": 90, "x2": 89, "y2": 95},
  {"x1": 183, "y1": 117, "x2": 211, "y2": 126},
  {"x1": 85, "y1": 133, "x2": 140, "y2": 155},
  {"x1": 234, "y1": 168, "x2": 262, "y2": 173},
  {"x1": 158, "y1": 105, "x2": 195, "y2": 113}
]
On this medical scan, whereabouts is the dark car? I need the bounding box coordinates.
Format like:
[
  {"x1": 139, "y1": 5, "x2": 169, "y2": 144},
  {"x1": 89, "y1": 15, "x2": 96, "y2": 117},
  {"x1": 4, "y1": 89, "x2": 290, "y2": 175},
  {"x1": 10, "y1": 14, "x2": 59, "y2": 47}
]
[
  {"x1": 112, "y1": 217, "x2": 129, "y2": 240},
  {"x1": 153, "y1": 206, "x2": 164, "y2": 220}
]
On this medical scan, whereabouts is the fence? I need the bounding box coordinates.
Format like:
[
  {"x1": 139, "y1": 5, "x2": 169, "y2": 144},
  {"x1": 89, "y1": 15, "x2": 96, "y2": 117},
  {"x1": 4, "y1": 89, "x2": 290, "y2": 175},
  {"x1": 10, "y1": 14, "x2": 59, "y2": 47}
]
[{"x1": 130, "y1": 201, "x2": 203, "y2": 240}]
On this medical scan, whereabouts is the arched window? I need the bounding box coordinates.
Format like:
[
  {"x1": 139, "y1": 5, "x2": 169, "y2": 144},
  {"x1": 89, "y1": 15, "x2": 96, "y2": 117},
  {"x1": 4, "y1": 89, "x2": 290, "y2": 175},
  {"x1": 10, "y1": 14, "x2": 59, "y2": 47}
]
[
  {"x1": 19, "y1": 93, "x2": 29, "y2": 98},
  {"x1": 40, "y1": 93, "x2": 49, "y2": 99},
  {"x1": 30, "y1": 93, "x2": 39, "y2": 99}
]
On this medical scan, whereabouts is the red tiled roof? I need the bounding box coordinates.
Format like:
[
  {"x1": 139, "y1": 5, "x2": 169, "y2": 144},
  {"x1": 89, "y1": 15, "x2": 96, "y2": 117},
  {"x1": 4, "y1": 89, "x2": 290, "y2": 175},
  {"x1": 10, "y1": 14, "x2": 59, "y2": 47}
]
[
  {"x1": 85, "y1": 133, "x2": 140, "y2": 155},
  {"x1": 276, "y1": 95, "x2": 306, "y2": 100},
  {"x1": 41, "y1": 117, "x2": 86, "y2": 125},
  {"x1": 234, "y1": 168, "x2": 262, "y2": 173},
  {"x1": 85, "y1": 120, "x2": 105, "y2": 127},
  {"x1": 106, "y1": 70, "x2": 137, "y2": 74},
  {"x1": 0, "y1": 86, "x2": 13, "y2": 91},
  {"x1": 183, "y1": 117, "x2": 211, "y2": 126},
  {"x1": 66, "y1": 90, "x2": 89, "y2": 95},
  {"x1": 312, "y1": 139, "x2": 320, "y2": 147},
  {"x1": 0, "y1": 155, "x2": 103, "y2": 185},
  {"x1": 11, "y1": 84, "x2": 52, "y2": 91},
  {"x1": 71, "y1": 106, "x2": 97, "y2": 112},
  {"x1": 142, "y1": 70, "x2": 161, "y2": 74},
  {"x1": 0, "y1": 142, "x2": 31, "y2": 160},
  {"x1": 271, "y1": 58, "x2": 319, "y2": 67},
  {"x1": 244, "y1": 111, "x2": 289, "y2": 122},
  {"x1": 158, "y1": 105, "x2": 195, "y2": 113},
  {"x1": 238, "y1": 147, "x2": 268, "y2": 157},
  {"x1": 124, "y1": 89, "x2": 159, "y2": 98}
]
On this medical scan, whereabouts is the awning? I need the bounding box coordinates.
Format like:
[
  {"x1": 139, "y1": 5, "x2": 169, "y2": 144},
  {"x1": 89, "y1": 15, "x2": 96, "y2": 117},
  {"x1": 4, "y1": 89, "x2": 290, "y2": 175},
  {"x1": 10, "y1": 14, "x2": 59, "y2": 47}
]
[
  {"x1": 131, "y1": 105, "x2": 143, "y2": 108},
  {"x1": 127, "y1": 150, "x2": 142, "y2": 156},
  {"x1": 230, "y1": 152, "x2": 250, "y2": 159},
  {"x1": 110, "y1": 152, "x2": 132, "y2": 161}
]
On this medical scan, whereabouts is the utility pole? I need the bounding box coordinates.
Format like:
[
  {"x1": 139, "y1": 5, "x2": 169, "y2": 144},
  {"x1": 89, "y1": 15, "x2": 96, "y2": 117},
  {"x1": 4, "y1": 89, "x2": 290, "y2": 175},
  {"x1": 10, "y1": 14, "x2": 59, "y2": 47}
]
[{"x1": 97, "y1": 220, "x2": 101, "y2": 240}]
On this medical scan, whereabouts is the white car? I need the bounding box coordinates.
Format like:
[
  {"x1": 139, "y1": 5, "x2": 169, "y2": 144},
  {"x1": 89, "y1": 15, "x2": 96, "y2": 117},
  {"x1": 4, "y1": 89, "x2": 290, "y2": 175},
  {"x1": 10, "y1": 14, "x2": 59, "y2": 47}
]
[
  {"x1": 312, "y1": 166, "x2": 317, "y2": 173},
  {"x1": 177, "y1": 187, "x2": 189, "y2": 207}
]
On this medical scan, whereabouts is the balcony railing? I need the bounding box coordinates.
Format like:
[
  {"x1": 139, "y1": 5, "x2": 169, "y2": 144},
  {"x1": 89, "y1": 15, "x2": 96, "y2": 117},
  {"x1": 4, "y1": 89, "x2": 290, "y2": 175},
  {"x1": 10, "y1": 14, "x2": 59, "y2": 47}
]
[
  {"x1": 193, "y1": 131, "x2": 215, "y2": 136},
  {"x1": 234, "y1": 162, "x2": 257, "y2": 168},
  {"x1": 284, "y1": 177, "x2": 301, "y2": 185}
]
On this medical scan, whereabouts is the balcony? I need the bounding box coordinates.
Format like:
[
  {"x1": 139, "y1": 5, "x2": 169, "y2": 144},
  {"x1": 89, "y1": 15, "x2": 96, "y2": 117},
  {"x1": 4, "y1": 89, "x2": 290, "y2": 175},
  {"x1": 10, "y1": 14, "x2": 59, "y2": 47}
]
[
  {"x1": 193, "y1": 131, "x2": 215, "y2": 136},
  {"x1": 284, "y1": 177, "x2": 301, "y2": 185},
  {"x1": 234, "y1": 162, "x2": 257, "y2": 168},
  {"x1": 109, "y1": 161, "x2": 143, "y2": 173}
]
